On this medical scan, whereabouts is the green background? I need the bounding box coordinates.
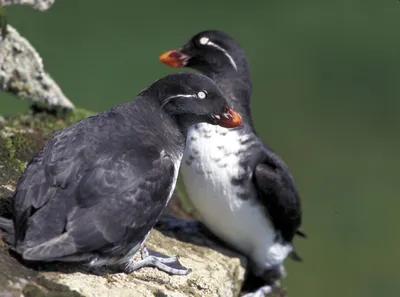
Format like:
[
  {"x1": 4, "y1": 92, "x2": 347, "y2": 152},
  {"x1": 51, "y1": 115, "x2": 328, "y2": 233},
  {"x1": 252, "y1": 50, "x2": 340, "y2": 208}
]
[{"x1": 1, "y1": 1, "x2": 399, "y2": 296}]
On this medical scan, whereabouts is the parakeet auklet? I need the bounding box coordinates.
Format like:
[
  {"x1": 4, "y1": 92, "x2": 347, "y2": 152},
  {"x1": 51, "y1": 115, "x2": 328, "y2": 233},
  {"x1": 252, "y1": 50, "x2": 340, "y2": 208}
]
[
  {"x1": 159, "y1": 31, "x2": 305, "y2": 295},
  {"x1": 0, "y1": 72, "x2": 242, "y2": 276}
]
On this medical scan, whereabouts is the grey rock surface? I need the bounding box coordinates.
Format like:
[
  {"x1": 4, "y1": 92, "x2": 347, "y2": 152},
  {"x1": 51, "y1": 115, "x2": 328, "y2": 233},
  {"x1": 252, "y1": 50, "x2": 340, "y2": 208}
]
[
  {"x1": 0, "y1": 25, "x2": 75, "y2": 109},
  {"x1": 0, "y1": 0, "x2": 74, "y2": 109},
  {"x1": 1, "y1": 0, "x2": 55, "y2": 11}
]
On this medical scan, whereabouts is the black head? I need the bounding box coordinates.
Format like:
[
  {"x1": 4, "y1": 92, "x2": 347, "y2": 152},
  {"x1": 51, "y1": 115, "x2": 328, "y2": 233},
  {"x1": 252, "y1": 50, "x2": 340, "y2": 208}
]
[
  {"x1": 159, "y1": 30, "x2": 249, "y2": 76},
  {"x1": 142, "y1": 72, "x2": 242, "y2": 131}
]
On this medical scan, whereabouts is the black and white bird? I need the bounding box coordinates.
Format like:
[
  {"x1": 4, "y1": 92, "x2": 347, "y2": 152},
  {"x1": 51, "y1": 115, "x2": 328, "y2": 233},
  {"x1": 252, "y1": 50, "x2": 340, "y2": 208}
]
[
  {"x1": 159, "y1": 31, "x2": 305, "y2": 295},
  {"x1": 0, "y1": 72, "x2": 242, "y2": 275}
]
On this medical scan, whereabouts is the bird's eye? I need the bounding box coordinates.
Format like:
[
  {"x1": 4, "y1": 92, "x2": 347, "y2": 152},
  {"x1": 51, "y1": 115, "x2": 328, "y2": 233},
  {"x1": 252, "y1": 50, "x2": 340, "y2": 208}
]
[
  {"x1": 199, "y1": 37, "x2": 209, "y2": 45},
  {"x1": 197, "y1": 91, "x2": 207, "y2": 99}
]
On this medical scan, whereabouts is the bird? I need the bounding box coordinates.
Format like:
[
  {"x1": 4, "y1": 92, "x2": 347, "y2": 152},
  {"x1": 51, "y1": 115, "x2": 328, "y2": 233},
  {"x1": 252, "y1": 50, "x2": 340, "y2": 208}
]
[
  {"x1": 158, "y1": 30, "x2": 306, "y2": 295},
  {"x1": 0, "y1": 72, "x2": 242, "y2": 276}
]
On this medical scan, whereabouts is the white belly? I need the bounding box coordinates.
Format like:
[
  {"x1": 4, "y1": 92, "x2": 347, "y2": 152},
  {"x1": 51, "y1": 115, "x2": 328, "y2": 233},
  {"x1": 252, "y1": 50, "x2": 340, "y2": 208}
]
[{"x1": 181, "y1": 123, "x2": 292, "y2": 270}]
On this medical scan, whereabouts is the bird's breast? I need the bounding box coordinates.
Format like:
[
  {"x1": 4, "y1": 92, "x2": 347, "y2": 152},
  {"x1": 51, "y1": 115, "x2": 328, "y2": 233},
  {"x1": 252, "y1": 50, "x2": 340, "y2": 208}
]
[
  {"x1": 181, "y1": 123, "x2": 291, "y2": 269},
  {"x1": 181, "y1": 124, "x2": 268, "y2": 251}
]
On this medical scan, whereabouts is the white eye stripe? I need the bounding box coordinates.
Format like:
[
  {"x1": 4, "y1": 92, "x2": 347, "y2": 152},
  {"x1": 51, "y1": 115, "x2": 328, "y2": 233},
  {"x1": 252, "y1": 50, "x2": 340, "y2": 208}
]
[
  {"x1": 207, "y1": 41, "x2": 238, "y2": 71},
  {"x1": 198, "y1": 37, "x2": 238, "y2": 71},
  {"x1": 161, "y1": 93, "x2": 197, "y2": 108},
  {"x1": 166, "y1": 94, "x2": 197, "y2": 100},
  {"x1": 162, "y1": 92, "x2": 206, "y2": 106},
  {"x1": 197, "y1": 91, "x2": 207, "y2": 99}
]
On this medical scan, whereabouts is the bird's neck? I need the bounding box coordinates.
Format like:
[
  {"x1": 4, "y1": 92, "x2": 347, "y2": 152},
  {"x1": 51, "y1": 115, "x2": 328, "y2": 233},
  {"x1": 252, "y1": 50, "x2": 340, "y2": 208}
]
[
  {"x1": 132, "y1": 97, "x2": 186, "y2": 160},
  {"x1": 211, "y1": 72, "x2": 254, "y2": 128},
  {"x1": 174, "y1": 115, "x2": 206, "y2": 138}
]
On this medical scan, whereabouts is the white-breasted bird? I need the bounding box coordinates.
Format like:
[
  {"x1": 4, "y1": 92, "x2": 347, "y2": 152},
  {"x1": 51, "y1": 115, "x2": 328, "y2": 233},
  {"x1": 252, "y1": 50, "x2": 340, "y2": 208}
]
[{"x1": 159, "y1": 30, "x2": 306, "y2": 296}]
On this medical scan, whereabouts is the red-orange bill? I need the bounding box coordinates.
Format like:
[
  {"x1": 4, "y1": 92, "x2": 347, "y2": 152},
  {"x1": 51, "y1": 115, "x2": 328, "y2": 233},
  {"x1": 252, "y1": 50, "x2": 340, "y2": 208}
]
[
  {"x1": 216, "y1": 108, "x2": 242, "y2": 128},
  {"x1": 159, "y1": 50, "x2": 189, "y2": 68}
]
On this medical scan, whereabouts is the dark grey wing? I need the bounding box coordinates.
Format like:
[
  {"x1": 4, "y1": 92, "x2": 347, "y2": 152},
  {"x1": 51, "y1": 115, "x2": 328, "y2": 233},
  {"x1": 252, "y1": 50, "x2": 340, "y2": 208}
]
[
  {"x1": 68, "y1": 152, "x2": 176, "y2": 254},
  {"x1": 13, "y1": 109, "x2": 173, "y2": 251},
  {"x1": 252, "y1": 148, "x2": 303, "y2": 244},
  {"x1": 14, "y1": 111, "x2": 131, "y2": 220},
  {"x1": 12, "y1": 122, "x2": 101, "y2": 242},
  {"x1": 13, "y1": 123, "x2": 94, "y2": 214},
  {"x1": 19, "y1": 149, "x2": 177, "y2": 261},
  {"x1": 12, "y1": 149, "x2": 58, "y2": 243}
]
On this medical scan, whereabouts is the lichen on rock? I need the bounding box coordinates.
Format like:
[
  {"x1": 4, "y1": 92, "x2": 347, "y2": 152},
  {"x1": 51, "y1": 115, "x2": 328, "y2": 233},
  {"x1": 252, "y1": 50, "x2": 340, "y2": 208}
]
[{"x1": 0, "y1": 25, "x2": 75, "y2": 110}]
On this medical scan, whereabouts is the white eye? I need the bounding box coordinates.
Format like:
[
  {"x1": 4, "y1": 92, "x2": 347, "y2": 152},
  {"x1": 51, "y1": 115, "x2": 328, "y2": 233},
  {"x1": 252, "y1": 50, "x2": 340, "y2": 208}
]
[
  {"x1": 197, "y1": 91, "x2": 207, "y2": 99},
  {"x1": 199, "y1": 37, "x2": 209, "y2": 45}
]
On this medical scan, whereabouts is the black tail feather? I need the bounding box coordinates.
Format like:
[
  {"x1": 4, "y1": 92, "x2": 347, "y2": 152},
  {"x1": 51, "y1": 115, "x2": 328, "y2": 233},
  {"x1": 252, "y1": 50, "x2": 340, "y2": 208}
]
[
  {"x1": 296, "y1": 229, "x2": 307, "y2": 238},
  {"x1": 290, "y1": 250, "x2": 303, "y2": 262},
  {"x1": 0, "y1": 217, "x2": 15, "y2": 245},
  {"x1": 2, "y1": 232, "x2": 15, "y2": 246},
  {"x1": 0, "y1": 217, "x2": 14, "y2": 234}
]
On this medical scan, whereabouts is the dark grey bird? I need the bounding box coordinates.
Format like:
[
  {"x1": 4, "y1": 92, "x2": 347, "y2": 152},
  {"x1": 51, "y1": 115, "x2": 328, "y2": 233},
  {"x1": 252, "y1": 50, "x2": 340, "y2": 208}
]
[
  {"x1": 0, "y1": 72, "x2": 242, "y2": 275},
  {"x1": 159, "y1": 31, "x2": 305, "y2": 295}
]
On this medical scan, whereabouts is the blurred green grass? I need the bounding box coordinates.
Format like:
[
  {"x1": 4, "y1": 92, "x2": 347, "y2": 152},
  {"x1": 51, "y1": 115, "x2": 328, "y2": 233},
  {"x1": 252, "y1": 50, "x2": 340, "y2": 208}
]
[{"x1": 1, "y1": 1, "x2": 399, "y2": 296}]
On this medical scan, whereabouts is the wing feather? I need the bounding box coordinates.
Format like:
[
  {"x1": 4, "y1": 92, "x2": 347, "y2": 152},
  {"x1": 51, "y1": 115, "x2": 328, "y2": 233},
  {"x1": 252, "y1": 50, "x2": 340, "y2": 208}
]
[
  {"x1": 252, "y1": 147, "x2": 304, "y2": 243},
  {"x1": 13, "y1": 110, "x2": 178, "y2": 260}
]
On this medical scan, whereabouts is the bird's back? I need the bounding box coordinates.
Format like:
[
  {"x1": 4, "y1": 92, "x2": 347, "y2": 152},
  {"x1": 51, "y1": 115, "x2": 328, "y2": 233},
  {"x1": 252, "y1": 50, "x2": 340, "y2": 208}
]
[{"x1": 13, "y1": 98, "x2": 184, "y2": 258}]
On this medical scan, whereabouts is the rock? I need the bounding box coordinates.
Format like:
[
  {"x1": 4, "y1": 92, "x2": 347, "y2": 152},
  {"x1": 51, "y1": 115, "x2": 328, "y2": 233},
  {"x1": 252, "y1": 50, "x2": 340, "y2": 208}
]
[
  {"x1": 40, "y1": 229, "x2": 245, "y2": 297},
  {"x1": 0, "y1": 25, "x2": 75, "y2": 110},
  {"x1": 0, "y1": 108, "x2": 247, "y2": 297},
  {"x1": 1, "y1": 0, "x2": 56, "y2": 11},
  {"x1": 0, "y1": 0, "x2": 74, "y2": 110}
]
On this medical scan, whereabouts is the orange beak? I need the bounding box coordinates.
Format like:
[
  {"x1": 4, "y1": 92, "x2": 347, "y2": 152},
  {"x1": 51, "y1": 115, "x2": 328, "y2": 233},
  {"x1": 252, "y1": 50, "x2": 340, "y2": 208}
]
[
  {"x1": 159, "y1": 49, "x2": 190, "y2": 68},
  {"x1": 215, "y1": 108, "x2": 242, "y2": 128}
]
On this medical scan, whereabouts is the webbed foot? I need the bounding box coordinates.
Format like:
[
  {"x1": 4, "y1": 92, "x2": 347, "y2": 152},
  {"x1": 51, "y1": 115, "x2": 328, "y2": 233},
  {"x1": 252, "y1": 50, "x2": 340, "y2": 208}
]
[{"x1": 124, "y1": 246, "x2": 191, "y2": 276}]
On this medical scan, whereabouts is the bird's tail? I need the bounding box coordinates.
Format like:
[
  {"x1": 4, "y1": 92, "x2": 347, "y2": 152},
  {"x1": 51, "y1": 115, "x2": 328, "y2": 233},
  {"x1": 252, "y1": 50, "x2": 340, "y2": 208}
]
[
  {"x1": 290, "y1": 249, "x2": 303, "y2": 262},
  {"x1": 290, "y1": 229, "x2": 307, "y2": 262},
  {"x1": 0, "y1": 216, "x2": 15, "y2": 246},
  {"x1": 296, "y1": 229, "x2": 307, "y2": 238}
]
